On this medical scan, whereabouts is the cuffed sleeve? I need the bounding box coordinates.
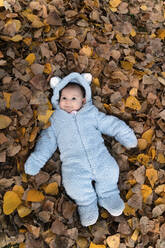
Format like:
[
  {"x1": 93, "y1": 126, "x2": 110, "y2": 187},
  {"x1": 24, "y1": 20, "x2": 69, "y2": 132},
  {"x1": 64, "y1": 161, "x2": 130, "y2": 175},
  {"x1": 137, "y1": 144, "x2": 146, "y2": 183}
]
[
  {"x1": 24, "y1": 119, "x2": 57, "y2": 175},
  {"x1": 95, "y1": 109, "x2": 137, "y2": 149}
]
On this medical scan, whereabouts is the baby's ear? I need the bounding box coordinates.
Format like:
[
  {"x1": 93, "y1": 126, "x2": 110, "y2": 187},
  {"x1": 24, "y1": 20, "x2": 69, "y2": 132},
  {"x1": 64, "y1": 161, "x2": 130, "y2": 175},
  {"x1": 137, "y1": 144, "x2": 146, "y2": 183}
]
[
  {"x1": 81, "y1": 73, "x2": 92, "y2": 84},
  {"x1": 50, "y1": 77, "x2": 61, "y2": 89}
]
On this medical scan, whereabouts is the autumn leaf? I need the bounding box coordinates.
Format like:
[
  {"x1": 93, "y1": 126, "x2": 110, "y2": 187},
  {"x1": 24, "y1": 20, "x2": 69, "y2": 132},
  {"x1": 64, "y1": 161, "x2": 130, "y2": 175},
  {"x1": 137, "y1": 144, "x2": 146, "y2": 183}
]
[
  {"x1": 109, "y1": 0, "x2": 121, "y2": 8},
  {"x1": 125, "y1": 96, "x2": 141, "y2": 111},
  {"x1": 0, "y1": 115, "x2": 12, "y2": 129},
  {"x1": 131, "y1": 229, "x2": 139, "y2": 242},
  {"x1": 12, "y1": 185, "x2": 24, "y2": 198},
  {"x1": 142, "y1": 129, "x2": 154, "y2": 144},
  {"x1": 43, "y1": 182, "x2": 59, "y2": 195},
  {"x1": 3, "y1": 92, "x2": 11, "y2": 108},
  {"x1": 38, "y1": 110, "x2": 54, "y2": 124},
  {"x1": 10, "y1": 34, "x2": 23, "y2": 42},
  {"x1": 89, "y1": 242, "x2": 106, "y2": 248},
  {"x1": 146, "y1": 168, "x2": 158, "y2": 188},
  {"x1": 138, "y1": 139, "x2": 148, "y2": 150},
  {"x1": 44, "y1": 63, "x2": 52, "y2": 74},
  {"x1": 106, "y1": 234, "x2": 120, "y2": 248},
  {"x1": 25, "y1": 53, "x2": 36, "y2": 65},
  {"x1": 80, "y1": 45, "x2": 93, "y2": 57},
  {"x1": 3, "y1": 191, "x2": 22, "y2": 215},
  {"x1": 137, "y1": 154, "x2": 150, "y2": 166},
  {"x1": 123, "y1": 203, "x2": 136, "y2": 216},
  {"x1": 141, "y1": 184, "x2": 152, "y2": 203},
  {"x1": 26, "y1": 189, "x2": 45, "y2": 202},
  {"x1": 157, "y1": 153, "x2": 165, "y2": 164},
  {"x1": 29, "y1": 126, "x2": 39, "y2": 142},
  {"x1": 17, "y1": 204, "x2": 32, "y2": 218},
  {"x1": 116, "y1": 33, "x2": 134, "y2": 46}
]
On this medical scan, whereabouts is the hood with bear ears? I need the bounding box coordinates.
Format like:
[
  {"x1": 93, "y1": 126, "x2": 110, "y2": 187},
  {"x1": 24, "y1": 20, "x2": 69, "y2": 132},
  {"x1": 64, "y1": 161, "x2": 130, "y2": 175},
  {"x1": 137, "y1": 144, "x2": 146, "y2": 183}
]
[{"x1": 50, "y1": 72, "x2": 92, "y2": 109}]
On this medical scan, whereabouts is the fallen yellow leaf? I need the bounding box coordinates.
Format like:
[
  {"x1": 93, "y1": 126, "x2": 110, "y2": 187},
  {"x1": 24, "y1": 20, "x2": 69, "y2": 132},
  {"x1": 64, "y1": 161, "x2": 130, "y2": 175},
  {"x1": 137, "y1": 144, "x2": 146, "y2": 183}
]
[
  {"x1": 157, "y1": 153, "x2": 165, "y2": 164},
  {"x1": 5, "y1": 19, "x2": 21, "y2": 32},
  {"x1": 3, "y1": 191, "x2": 22, "y2": 215},
  {"x1": 93, "y1": 78, "x2": 100, "y2": 87},
  {"x1": 124, "y1": 203, "x2": 136, "y2": 216},
  {"x1": 106, "y1": 234, "x2": 120, "y2": 248},
  {"x1": 12, "y1": 185, "x2": 24, "y2": 199},
  {"x1": 146, "y1": 168, "x2": 158, "y2": 188},
  {"x1": 131, "y1": 229, "x2": 139, "y2": 241},
  {"x1": 80, "y1": 45, "x2": 93, "y2": 57},
  {"x1": 23, "y1": 37, "x2": 32, "y2": 46},
  {"x1": 10, "y1": 34, "x2": 23, "y2": 42},
  {"x1": 130, "y1": 29, "x2": 136, "y2": 37},
  {"x1": 138, "y1": 139, "x2": 148, "y2": 150},
  {"x1": 137, "y1": 154, "x2": 149, "y2": 166},
  {"x1": 44, "y1": 63, "x2": 52, "y2": 74},
  {"x1": 0, "y1": 115, "x2": 12, "y2": 129},
  {"x1": 148, "y1": 146, "x2": 156, "y2": 160},
  {"x1": 155, "y1": 184, "x2": 165, "y2": 195},
  {"x1": 109, "y1": 0, "x2": 121, "y2": 8},
  {"x1": 116, "y1": 33, "x2": 134, "y2": 46},
  {"x1": 0, "y1": 0, "x2": 4, "y2": 7},
  {"x1": 89, "y1": 242, "x2": 106, "y2": 248},
  {"x1": 26, "y1": 189, "x2": 45, "y2": 202},
  {"x1": 142, "y1": 129, "x2": 154, "y2": 144},
  {"x1": 121, "y1": 61, "x2": 133, "y2": 70},
  {"x1": 17, "y1": 204, "x2": 32, "y2": 218},
  {"x1": 125, "y1": 96, "x2": 141, "y2": 111},
  {"x1": 140, "y1": 5, "x2": 147, "y2": 11},
  {"x1": 3, "y1": 92, "x2": 11, "y2": 108},
  {"x1": 19, "y1": 243, "x2": 26, "y2": 248},
  {"x1": 141, "y1": 184, "x2": 152, "y2": 203},
  {"x1": 29, "y1": 126, "x2": 39, "y2": 142},
  {"x1": 43, "y1": 182, "x2": 59, "y2": 195},
  {"x1": 154, "y1": 197, "x2": 165, "y2": 205},
  {"x1": 157, "y1": 29, "x2": 165, "y2": 39},
  {"x1": 25, "y1": 53, "x2": 36, "y2": 65},
  {"x1": 38, "y1": 110, "x2": 54, "y2": 124},
  {"x1": 101, "y1": 210, "x2": 109, "y2": 219}
]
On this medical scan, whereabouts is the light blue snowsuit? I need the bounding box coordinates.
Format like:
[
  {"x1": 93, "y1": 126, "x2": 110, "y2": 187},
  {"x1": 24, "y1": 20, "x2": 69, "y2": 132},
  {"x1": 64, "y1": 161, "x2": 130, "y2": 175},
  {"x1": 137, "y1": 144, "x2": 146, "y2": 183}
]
[{"x1": 25, "y1": 72, "x2": 137, "y2": 226}]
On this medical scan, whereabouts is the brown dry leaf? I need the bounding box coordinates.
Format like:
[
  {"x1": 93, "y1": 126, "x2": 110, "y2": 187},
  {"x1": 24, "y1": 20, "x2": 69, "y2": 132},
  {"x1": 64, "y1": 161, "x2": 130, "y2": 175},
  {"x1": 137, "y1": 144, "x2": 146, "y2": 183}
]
[
  {"x1": 0, "y1": 115, "x2": 12, "y2": 129},
  {"x1": 76, "y1": 237, "x2": 89, "y2": 248},
  {"x1": 146, "y1": 168, "x2": 158, "y2": 188},
  {"x1": 80, "y1": 45, "x2": 93, "y2": 57},
  {"x1": 25, "y1": 224, "x2": 40, "y2": 239},
  {"x1": 17, "y1": 204, "x2": 32, "y2": 218},
  {"x1": 43, "y1": 182, "x2": 59, "y2": 195},
  {"x1": 51, "y1": 219, "x2": 66, "y2": 235},
  {"x1": 26, "y1": 189, "x2": 45, "y2": 202},
  {"x1": 106, "y1": 234, "x2": 120, "y2": 248},
  {"x1": 125, "y1": 96, "x2": 141, "y2": 111},
  {"x1": 3, "y1": 191, "x2": 22, "y2": 215},
  {"x1": 142, "y1": 129, "x2": 154, "y2": 144},
  {"x1": 141, "y1": 184, "x2": 152, "y2": 203},
  {"x1": 62, "y1": 201, "x2": 76, "y2": 219},
  {"x1": 0, "y1": 178, "x2": 14, "y2": 188},
  {"x1": 116, "y1": 33, "x2": 134, "y2": 46}
]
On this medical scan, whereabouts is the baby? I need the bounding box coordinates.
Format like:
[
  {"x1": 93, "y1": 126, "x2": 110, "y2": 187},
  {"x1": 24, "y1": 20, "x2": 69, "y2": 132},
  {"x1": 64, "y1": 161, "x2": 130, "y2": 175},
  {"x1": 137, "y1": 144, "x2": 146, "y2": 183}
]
[{"x1": 25, "y1": 72, "x2": 137, "y2": 226}]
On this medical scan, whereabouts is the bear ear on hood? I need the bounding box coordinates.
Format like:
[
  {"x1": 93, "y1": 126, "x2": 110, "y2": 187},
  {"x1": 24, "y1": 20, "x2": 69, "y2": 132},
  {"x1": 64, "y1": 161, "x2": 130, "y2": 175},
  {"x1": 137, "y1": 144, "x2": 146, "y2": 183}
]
[
  {"x1": 50, "y1": 77, "x2": 61, "y2": 89},
  {"x1": 81, "y1": 73, "x2": 92, "y2": 84}
]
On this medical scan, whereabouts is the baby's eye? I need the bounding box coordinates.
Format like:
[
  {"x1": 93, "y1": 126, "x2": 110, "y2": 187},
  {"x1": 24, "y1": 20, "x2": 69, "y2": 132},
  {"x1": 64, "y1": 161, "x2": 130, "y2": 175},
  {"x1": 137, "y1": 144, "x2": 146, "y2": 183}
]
[
  {"x1": 72, "y1": 97, "x2": 77, "y2": 100},
  {"x1": 62, "y1": 97, "x2": 67, "y2": 100}
]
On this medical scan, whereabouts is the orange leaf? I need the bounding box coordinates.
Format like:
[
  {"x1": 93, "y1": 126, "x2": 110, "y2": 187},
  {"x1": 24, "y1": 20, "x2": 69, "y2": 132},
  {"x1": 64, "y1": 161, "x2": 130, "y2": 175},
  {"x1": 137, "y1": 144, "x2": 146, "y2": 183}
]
[
  {"x1": 137, "y1": 154, "x2": 149, "y2": 166},
  {"x1": 10, "y1": 35, "x2": 23, "y2": 42},
  {"x1": 93, "y1": 78, "x2": 100, "y2": 87},
  {"x1": 38, "y1": 110, "x2": 54, "y2": 124},
  {"x1": 125, "y1": 96, "x2": 141, "y2": 111},
  {"x1": 89, "y1": 242, "x2": 106, "y2": 248},
  {"x1": 26, "y1": 189, "x2": 45, "y2": 202},
  {"x1": 0, "y1": 115, "x2": 12, "y2": 129},
  {"x1": 157, "y1": 153, "x2": 165, "y2": 164},
  {"x1": 142, "y1": 129, "x2": 154, "y2": 144},
  {"x1": 3, "y1": 191, "x2": 22, "y2": 215},
  {"x1": 29, "y1": 126, "x2": 39, "y2": 142},
  {"x1": 109, "y1": 0, "x2": 121, "y2": 8},
  {"x1": 138, "y1": 139, "x2": 148, "y2": 150},
  {"x1": 25, "y1": 53, "x2": 36, "y2": 65},
  {"x1": 80, "y1": 45, "x2": 93, "y2": 57},
  {"x1": 43, "y1": 182, "x2": 59, "y2": 195},
  {"x1": 44, "y1": 63, "x2": 52, "y2": 74},
  {"x1": 12, "y1": 185, "x2": 24, "y2": 198},
  {"x1": 19, "y1": 243, "x2": 26, "y2": 248},
  {"x1": 17, "y1": 204, "x2": 32, "y2": 218},
  {"x1": 121, "y1": 61, "x2": 133, "y2": 71},
  {"x1": 146, "y1": 168, "x2": 158, "y2": 188},
  {"x1": 148, "y1": 146, "x2": 156, "y2": 160},
  {"x1": 141, "y1": 184, "x2": 152, "y2": 203},
  {"x1": 123, "y1": 203, "x2": 136, "y2": 216}
]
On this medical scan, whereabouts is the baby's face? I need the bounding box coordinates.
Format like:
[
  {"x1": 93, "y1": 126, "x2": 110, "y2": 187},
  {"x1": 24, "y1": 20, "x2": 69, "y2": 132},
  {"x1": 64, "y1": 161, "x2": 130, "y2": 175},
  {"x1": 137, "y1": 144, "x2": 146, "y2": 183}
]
[{"x1": 59, "y1": 87, "x2": 86, "y2": 113}]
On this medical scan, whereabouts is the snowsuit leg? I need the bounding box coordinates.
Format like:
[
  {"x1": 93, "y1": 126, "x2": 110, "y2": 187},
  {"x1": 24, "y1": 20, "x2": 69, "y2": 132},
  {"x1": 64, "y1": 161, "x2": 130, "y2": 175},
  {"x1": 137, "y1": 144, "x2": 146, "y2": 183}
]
[
  {"x1": 95, "y1": 155, "x2": 125, "y2": 216},
  {"x1": 62, "y1": 165, "x2": 99, "y2": 226}
]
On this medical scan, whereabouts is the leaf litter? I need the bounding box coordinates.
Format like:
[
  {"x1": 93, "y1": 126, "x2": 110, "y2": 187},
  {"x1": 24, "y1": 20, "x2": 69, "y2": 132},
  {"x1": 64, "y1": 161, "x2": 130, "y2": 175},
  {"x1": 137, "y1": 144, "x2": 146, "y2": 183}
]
[{"x1": 0, "y1": 0, "x2": 165, "y2": 247}]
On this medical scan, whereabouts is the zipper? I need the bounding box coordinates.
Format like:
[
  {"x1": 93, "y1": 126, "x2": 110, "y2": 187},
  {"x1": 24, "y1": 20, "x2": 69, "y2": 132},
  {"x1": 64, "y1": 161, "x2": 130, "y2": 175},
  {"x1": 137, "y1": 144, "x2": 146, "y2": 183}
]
[{"x1": 73, "y1": 114, "x2": 93, "y2": 172}]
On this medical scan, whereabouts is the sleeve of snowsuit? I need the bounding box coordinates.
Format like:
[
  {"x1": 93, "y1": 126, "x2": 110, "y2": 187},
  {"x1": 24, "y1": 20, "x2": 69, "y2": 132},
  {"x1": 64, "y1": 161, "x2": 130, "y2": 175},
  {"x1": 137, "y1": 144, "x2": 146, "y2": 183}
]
[
  {"x1": 24, "y1": 117, "x2": 57, "y2": 176},
  {"x1": 95, "y1": 109, "x2": 137, "y2": 149}
]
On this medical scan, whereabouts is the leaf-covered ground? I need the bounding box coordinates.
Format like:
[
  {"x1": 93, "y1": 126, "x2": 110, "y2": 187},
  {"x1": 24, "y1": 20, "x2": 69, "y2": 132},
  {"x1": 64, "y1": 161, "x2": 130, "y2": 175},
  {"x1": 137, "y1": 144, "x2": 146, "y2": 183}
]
[{"x1": 0, "y1": 0, "x2": 165, "y2": 247}]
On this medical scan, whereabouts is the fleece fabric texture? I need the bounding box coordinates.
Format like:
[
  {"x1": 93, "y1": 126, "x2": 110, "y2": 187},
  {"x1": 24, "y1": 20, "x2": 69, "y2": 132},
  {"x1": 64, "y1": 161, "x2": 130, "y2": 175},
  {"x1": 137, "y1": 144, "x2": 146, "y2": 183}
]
[{"x1": 25, "y1": 72, "x2": 137, "y2": 226}]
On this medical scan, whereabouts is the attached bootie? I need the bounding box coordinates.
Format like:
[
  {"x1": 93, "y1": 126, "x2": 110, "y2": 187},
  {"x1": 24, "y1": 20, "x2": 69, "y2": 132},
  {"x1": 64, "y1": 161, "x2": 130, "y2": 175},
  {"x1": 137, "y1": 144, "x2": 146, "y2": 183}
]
[
  {"x1": 78, "y1": 200, "x2": 99, "y2": 226},
  {"x1": 99, "y1": 194, "x2": 125, "y2": 216}
]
